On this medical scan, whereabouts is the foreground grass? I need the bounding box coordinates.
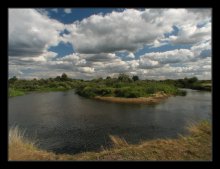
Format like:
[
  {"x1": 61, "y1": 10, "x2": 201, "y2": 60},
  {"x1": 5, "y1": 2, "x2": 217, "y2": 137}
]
[
  {"x1": 9, "y1": 88, "x2": 26, "y2": 97},
  {"x1": 9, "y1": 121, "x2": 211, "y2": 161}
]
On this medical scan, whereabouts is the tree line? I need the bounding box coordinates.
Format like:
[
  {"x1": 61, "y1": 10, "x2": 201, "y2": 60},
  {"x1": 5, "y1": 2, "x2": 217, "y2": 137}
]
[{"x1": 9, "y1": 73, "x2": 211, "y2": 97}]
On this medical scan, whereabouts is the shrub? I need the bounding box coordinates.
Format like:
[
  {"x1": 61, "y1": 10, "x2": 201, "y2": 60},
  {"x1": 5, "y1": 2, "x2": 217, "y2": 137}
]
[
  {"x1": 114, "y1": 87, "x2": 142, "y2": 98},
  {"x1": 77, "y1": 86, "x2": 96, "y2": 98},
  {"x1": 95, "y1": 87, "x2": 113, "y2": 96}
]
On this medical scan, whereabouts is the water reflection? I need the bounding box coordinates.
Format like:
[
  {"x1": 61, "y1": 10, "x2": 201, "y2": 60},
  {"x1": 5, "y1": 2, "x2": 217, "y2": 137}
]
[{"x1": 9, "y1": 89, "x2": 211, "y2": 154}]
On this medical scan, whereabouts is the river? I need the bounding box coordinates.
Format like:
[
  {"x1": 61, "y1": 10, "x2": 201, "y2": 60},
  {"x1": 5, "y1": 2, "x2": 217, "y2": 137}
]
[{"x1": 8, "y1": 89, "x2": 212, "y2": 154}]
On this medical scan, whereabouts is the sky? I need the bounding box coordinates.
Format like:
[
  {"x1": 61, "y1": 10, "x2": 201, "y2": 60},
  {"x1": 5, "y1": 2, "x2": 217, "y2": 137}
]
[{"x1": 8, "y1": 8, "x2": 212, "y2": 80}]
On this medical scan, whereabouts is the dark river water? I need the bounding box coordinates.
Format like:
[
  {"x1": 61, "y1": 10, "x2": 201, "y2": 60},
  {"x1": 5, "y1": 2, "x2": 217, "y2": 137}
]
[{"x1": 8, "y1": 89, "x2": 212, "y2": 154}]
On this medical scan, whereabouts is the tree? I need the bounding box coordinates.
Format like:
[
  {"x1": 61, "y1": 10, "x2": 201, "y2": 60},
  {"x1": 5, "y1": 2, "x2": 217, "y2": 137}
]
[
  {"x1": 61, "y1": 73, "x2": 68, "y2": 81},
  {"x1": 9, "y1": 76, "x2": 17, "y2": 83},
  {"x1": 132, "y1": 75, "x2": 139, "y2": 81},
  {"x1": 118, "y1": 73, "x2": 132, "y2": 83},
  {"x1": 188, "y1": 77, "x2": 198, "y2": 83},
  {"x1": 55, "y1": 76, "x2": 61, "y2": 81},
  {"x1": 106, "y1": 76, "x2": 111, "y2": 80}
]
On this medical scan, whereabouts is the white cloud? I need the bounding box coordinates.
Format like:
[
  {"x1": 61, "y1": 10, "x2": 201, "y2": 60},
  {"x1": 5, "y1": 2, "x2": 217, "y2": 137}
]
[
  {"x1": 81, "y1": 53, "x2": 117, "y2": 62},
  {"x1": 9, "y1": 8, "x2": 65, "y2": 57},
  {"x1": 19, "y1": 51, "x2": 58, "y2": 62},
  {"x1": 139, "y1": 58, "x2": 160, "y2": 68},
  {"x1": 51, "y1": 8, "x2": 58, "y2": 13},
  {"x1": 66, "y1": 9, "x2": 173, "y2": 54},
  {"x1": 64, "y1": 8, "x2": 211, "y2": 54},
  {"x1": 140, "y1": 49, "x2": 194, "y2": 66},
  {"x1": 191, "y1": 40, "x2": 211, "y2": 57},
  {"x1": 126, "y1": 60, "x2": 139, "y2": 70},
  {"x1": 57, "y1": 53, "x2": 87, "y2": 66},
  {"x1": 126, "y1": 52, "x2": 135, "y2": 59},
  {"x1": 8, "y1": 8, "x2": 212, "y2": 80},
  {"x1": 77, "y1": 67, "x2": 94, "y2": 73},
  {"x1": 168, "y1": 22, "x2": 211, "y2": 45},
  {"x1": 64, "y1": 8, "x2": 72, "y2": 14}
]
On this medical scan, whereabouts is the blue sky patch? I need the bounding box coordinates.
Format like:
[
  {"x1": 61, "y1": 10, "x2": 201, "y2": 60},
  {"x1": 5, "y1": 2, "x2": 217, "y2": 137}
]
[
  {"x1": 49, "y1": 42, "x2": 74, "y2": 58},
  {"x1": 164, "y1": 25, "x2": 179, "y2": 38},
  {"x1": 135, "y1": 43, "x2": 192, "y2": 57},
  {"x1": 47, "y1": 8, "x2": 126, "y2": 24}
]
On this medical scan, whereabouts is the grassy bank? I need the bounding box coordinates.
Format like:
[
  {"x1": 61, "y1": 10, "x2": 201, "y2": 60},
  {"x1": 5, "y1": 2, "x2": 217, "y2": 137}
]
[
  {"x1": 8, "y1": 87, "x2": 72, "y2": 97},
  {"x1": 9, "y1": 121, "x2": 211, "y2": 161},
  {"x1": 9, "y1": 88, "x2": 26, "y2": 97},
  {"x1": 8, "y1": 74, "x2": 81, "y2": 97},
  {"x1": 164, "y1": 78, "x2": 212, "y2": 91},
  {"x1": 75, "y1": 81, "x2": 186, "y2": 99}
]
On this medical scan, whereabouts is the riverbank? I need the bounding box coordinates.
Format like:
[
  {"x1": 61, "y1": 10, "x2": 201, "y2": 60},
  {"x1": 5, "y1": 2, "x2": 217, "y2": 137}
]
[
  {"x1": 9, "y1": 87, "x2": 71, "y2": 97},
  {"x1": 9, "y1": 88, "x2": 26, "y2": 97},
  {"x1": 95, "y1": 92, "x2": 170, "y2": 104},
  {"x1": 9, "y1": 121, "x2": 211, "y2": 161}
]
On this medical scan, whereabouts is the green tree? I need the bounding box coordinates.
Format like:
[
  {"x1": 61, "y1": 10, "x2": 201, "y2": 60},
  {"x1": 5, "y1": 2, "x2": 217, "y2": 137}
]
[
  {"x1": 118, "y1": 73, "x2": 132, "y2": 83},
  {"x1": 9, "y1": 76, "x2": 18, "y2": 84},
  {"x1": 106, "y1": 76, "x2": 111, "y2": 80},
  {"x1": 188, "y1": 77, "x2": 198, "y2": 83},
  {"x1": 55, "y1": 76, "x2": 61, "y2": 81},
  {"x1": 61, "y1": 73, "x2": 68, "y2": 81},
  {"x1": 132, "y1": 75, "x2": 139, "y2": 81}
]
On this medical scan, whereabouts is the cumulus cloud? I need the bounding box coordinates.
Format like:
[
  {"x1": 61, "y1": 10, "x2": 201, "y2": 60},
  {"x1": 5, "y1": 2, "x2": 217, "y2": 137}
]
[
  {"x1": 139, "y1": 49, "x2": 194, "y2": 67},
  {"x1": 9, "y1": 9, "x2": 65, "y2": 57},
  {"x1": 65, "y1": 8, "x2": 211, "y2": 54},
  {"x1": 81, "y1": 53, "x2": 117, "y2": 62},
  {"x1": 77, "y1": 67, "x2": 94, "y2": 73},
  {"x1": 139, "y1": 58, "x2": 160, "y2": 69},
  {"x1": 64, "y1": 8, "x2": 72, "y2": 14},
  {"x1": 66, "y1": 9, "x2": 172, "y2": 54},
  {"x1": 51, "y1": 8, "x2": 58, "y2": 13},
  {"x1": 126, "y1": 52, "x2": 135, "y2": 59},
  {"x1": 191, "y1": 40, "x2": 211, "y2": 58},
  {"x1": 57, "y1": 53, "x2": 87, "y2": 66},
  {"x1": 168, "y1": 22, "x2": 211, "y2": 45},
  {"x1": 19, "y1": 51, "x2": 58, "y2": 62},
  {"x1": 8, "y1": 8, "x2": 212, "y2": 80}
]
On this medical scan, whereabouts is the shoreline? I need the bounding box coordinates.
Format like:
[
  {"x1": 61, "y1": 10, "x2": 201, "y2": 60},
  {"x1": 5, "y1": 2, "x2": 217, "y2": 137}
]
[
  {"x1": 9, "y1": 121, "x2": 211, "y2": 160},
  {"x1": 94, "y1": 92, "x2": 171, "y2": 104}
]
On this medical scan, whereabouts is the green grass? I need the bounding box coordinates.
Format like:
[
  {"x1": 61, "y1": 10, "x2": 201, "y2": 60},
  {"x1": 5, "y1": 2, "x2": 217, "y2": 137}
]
[
  {"x1": 75, "y1": 81, "x2": 186, "y2": 98},
  {"x1": 191, "y1": 82, "x2": 212, "y2": 91},
  {"x1": 9, "y1": 88, "x2": 25, "y2": 97},
  {"x1": 9, "y1": 121, "x2": 211, "y2": 161},
  {"x1": 8, "y1": 87, "x2": 70, "y2": 97}
]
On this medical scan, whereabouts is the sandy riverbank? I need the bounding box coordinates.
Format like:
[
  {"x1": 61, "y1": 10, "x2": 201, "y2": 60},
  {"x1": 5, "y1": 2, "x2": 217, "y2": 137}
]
[{"x1": 94, "y1": 92, "x2": 171, "y2": 104}]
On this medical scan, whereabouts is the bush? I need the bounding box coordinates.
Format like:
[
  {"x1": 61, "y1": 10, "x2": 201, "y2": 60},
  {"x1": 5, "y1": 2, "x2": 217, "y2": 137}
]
[
  {"x1": 132, "y1": 75, "x2": 139, "y2": 81},
  {"x1": 145, "y1": 86, "x2": 157, "y2": 94},
  {"x1": 77, "y1": 86, "x2": 96, "y2": 98},
  {"x1": 126, "y1": 90, "x2": 141, "y2": 98},
  {"x1": 114, "y1": 87, "x2": 142, "y2": 98},
  {"x1": 95, "y1": 87, "x2": 113, "y2": 96}
]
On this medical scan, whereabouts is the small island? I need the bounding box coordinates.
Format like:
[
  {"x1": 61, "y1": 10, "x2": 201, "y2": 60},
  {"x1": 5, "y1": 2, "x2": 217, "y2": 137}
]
[{"x1": 75, "y1": 74, "x2": 188, "y2": 104}]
